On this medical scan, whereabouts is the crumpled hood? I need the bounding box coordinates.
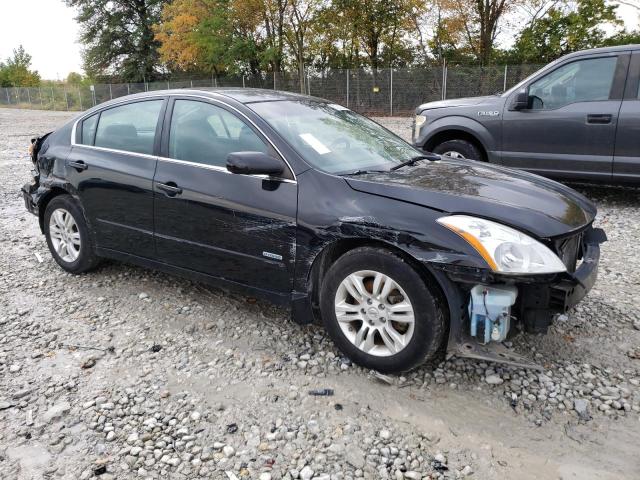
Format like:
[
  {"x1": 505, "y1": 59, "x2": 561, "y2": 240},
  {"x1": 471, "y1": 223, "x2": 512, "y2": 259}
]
[
  {"x1": 345, "y1": 159, "x2": 597, "y2": 239},
  {"x1": 417, "y1": 96, "x2": 495, "y2": 112}
]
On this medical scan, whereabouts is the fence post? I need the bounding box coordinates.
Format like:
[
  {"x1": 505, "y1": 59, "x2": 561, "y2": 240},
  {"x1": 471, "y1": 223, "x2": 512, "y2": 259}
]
[
  {"x1": 273, "y1": 71, "x2": 276, "y2": 90},
  {"x1": 127, "y1": 83, "x2": 130, "y2": 95},
  {"x1": 503, "y1": 65, "x2": 508, "y2": 92},
  {"x1": 50, "y1": 87, "x2": 55, "y2": 109},
  {"x1": 390, "y1": 69, "x2": 393, "y2": 116},
  {"x1": 5, "y1": 88, "x2": 9, "y2": 105},
  {"x1": 64, "y1": 86, "x2": 69, "y2": 111},
  {"x1": 167, "y1": 81, "x2": 170, "y2": 90},
  {"x1": 346, "y1": 69, "x2": 350, "y2": 107},
  {"x1": 242, "y1": 75, "x2": 245, "y2": 88},
  {"x1": 442, "y1": 59, "x2": 447, "y2": 100},
  {"x1": 190, "y1": 79, "x2": 193, "y2": 88},
  {"x1": 109, "y1": 84, "x2": 113, "y2": 100},
  {"x1": 39, "y1": 87, "x2": 43, "y2": 108},
  {"x1": 78, "y1": 87, "x2": 82, "y2": 110},
  {"x1": 27, "y1": 88, "x2": 31, "y2": 107}
]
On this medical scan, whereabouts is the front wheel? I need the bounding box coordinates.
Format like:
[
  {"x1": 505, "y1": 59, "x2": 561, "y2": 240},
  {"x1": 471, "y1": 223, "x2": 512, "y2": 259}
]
[
  {"x1": 432, "y1": 139, "x2": 483, "y2": 161},
  {"x1": 44, "y1": 195, "x2": 100, "y2": 273},
  {"x1": 320, "y1": 247, "x2": 446, "y2": 373}
]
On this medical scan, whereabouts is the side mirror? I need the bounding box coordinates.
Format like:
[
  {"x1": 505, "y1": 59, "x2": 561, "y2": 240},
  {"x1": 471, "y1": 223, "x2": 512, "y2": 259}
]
[
  {"x1": 511, "y1": 90, "x2": 529, "y2": 111},
  {"x1": 226, "y1": 151, "x2": 284, "y2": 176}
]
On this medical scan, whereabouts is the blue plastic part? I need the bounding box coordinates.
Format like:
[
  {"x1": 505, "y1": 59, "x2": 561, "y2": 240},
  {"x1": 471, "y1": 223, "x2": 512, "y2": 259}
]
[{"x1": 468, "y1": 285, "x2": 517, "y2": 344}]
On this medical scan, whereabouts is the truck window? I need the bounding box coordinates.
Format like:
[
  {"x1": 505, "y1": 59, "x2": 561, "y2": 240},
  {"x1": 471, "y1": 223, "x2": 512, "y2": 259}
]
[{"x1": 528, "y1": 57, "x2": 618, "y2": 110}]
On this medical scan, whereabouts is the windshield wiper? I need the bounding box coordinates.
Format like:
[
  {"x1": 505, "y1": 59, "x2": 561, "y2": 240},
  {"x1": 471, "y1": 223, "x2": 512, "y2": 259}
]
[
  {"x1": 389, "y1": 153, "x2": 440, "y2": 171},
  {"x1": 341, "y1": 169, "x2": 387, "y2": 176}
]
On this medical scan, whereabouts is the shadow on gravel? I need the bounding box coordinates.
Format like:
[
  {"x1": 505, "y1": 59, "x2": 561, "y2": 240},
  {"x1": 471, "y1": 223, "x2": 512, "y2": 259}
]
[{"x1": 569, "y1": 183, "x2": 640, "y2": 207}]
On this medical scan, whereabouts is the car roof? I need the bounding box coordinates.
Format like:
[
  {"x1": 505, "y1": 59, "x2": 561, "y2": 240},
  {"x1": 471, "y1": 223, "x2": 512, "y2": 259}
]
[
  {"x1": 76, "y1": 88, "x2": 330, "y2": 118},
  {"x1": 564, "y1": 44, "x2": 640, "y2": 59}
]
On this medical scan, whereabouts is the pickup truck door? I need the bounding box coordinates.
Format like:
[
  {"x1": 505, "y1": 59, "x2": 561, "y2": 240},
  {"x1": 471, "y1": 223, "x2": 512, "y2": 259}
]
[
  {"x1": 501, "y1": 53, "x2": 629, "y2": 182},
  {"x1": 613, "y1": 51, "x2": 640, "y2": 182}
]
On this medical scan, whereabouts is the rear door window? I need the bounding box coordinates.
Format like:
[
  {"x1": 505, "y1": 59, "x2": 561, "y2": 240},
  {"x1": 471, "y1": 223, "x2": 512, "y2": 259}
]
[
  {"x1": 81, "y1": 113, "x2": 99, "y2": 145},
  {"x1": 94, "y1": 100, "x2": 163, "y2": 155}
]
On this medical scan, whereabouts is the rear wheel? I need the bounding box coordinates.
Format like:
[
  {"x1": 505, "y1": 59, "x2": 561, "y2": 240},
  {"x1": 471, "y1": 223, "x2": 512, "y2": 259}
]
[
  {"x1": 320, "y1": 247, "x2": 446, "y2": 373},
  {"x1": 44, "y1": 195, "x2": 100, "y2": 273},
  {"x1": 432, "y1": 139, "x2": 483, "y2": 161}
]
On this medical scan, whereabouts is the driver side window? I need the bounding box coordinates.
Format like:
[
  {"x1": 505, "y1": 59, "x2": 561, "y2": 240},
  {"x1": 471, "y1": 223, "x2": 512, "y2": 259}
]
[
  {"x1": 169, "y1": 100, "x2": 273, "y2": 167},
  {"x1": 528, "y1": 56, "x2": 618, "y2": 110}
]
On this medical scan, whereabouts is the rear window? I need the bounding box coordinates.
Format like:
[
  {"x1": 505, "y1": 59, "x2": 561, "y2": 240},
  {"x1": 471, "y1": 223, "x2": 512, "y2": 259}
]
[
  {"x1": 93, "y1": 100, "x2": 163, "y2": 155},
  {"x1": 81, "y1": 113, "x2": 98, "y2": 145}
]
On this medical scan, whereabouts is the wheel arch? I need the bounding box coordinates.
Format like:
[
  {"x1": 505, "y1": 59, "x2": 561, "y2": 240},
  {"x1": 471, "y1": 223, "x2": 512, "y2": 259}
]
[
  {"x1": 38, "y1": 186, "x2": 73, "y2": 233},
  {"x1": 424, "y1": 129, "x2": 488, "y2": 162},
  {"x1": 301, "y1": 238, "x2": 451, "y2": 335}
]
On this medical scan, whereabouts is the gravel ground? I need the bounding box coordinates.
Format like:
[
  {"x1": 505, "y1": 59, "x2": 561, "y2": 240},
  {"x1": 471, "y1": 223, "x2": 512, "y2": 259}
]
[{"x1": 1, "y1": 109, "x2": 639, "y2": 480}]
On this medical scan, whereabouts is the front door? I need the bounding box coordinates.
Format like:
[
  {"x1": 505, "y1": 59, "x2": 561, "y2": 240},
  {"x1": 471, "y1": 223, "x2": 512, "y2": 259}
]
[
  {"x1": 153, "y1": 97, "x2": 297, "y2": 294},
  {"x1": 67, "y1": 98, "x2": 165, "y2": 256},
  {"x1": 613, "y1": 51, "x2": 640, "y2": 182},
  {"x1": 501, "y1": 54, "x2": 626, "y2": 181}
]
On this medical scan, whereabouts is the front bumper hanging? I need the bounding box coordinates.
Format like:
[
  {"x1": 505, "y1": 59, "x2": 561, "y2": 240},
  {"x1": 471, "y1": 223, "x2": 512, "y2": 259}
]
[{"x1": 435, "y1": 226, "x2": 606, "y2": 369}]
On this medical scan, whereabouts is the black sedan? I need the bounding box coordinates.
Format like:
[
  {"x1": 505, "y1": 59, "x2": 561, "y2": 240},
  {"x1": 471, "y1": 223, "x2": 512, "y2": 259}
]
[{"x1": 23, "y1": 89, "x2": 606, "y2": 373}]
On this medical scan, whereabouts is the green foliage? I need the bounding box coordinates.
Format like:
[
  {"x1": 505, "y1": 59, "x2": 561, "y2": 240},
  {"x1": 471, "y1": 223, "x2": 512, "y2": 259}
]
[
  {"x1": 66, "y1": 72, "x2": 84, "y2": 85},
  {"x1": 510, "y1": 0, "x2": 621, "y2": 63},
  {"x1": 0, "y1": 45, "x2": 41, "y2": 87},
  {"x1": 66, "y1": 0, "x2": 166, "y2": 81}
]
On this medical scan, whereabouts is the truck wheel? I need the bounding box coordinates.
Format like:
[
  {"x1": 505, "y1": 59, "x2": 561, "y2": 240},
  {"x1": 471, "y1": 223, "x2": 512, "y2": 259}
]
[
  {"x1": 320, "y1": 247, "x2": 446, "y2": 373},
  {"x1": 44, "y1": 195, "x2": 100, "y2": 274},
  {"x1": 433, "y1": 139, "x2": 483, "y2": 161}
]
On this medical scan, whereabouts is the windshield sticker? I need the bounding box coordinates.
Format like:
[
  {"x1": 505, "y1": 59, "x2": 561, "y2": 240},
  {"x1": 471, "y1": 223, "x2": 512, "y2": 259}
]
[
  {"x1": 328, "y1": 103, "x2": 350, "y2": 111},
  {"x1": 300, "y1": 133, "x2": 331, "y2": 155}
]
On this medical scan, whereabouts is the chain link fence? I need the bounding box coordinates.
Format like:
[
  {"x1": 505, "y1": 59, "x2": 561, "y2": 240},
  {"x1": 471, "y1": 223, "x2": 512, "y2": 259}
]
[{"x1": 0, "y1": 64, "x2": 544, "y2": 116}]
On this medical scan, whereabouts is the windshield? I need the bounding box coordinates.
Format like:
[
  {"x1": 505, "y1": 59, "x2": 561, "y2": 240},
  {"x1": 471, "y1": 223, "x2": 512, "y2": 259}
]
[{"x1": 249, "y1": 100, "x2": 422, "y2": 174}]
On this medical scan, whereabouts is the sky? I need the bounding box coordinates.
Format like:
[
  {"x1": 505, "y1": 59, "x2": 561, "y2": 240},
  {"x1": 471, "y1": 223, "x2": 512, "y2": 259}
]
[
  {"x1": 0, "y1": 0, "x2": 82, "y2": 80},
  {"x1": 0, "y1": 1, "x2": 639, "y2": 81}
]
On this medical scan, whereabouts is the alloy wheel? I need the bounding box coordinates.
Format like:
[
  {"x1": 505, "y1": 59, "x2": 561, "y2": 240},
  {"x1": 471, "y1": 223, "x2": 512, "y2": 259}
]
[
  {"x1": 49, "y1": 208, "x2": 81, "y2": 263},
  {"x1": 442, "y1": 150, "x2": 466, "y2": 159},
  {"x1": 334, "y1": 270, "x2": 415, "y2": 357}
]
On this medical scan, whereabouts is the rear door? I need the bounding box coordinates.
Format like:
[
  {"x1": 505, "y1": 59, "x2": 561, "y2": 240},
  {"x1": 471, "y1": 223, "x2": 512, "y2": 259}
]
[
  {"x1": 68, "y1": 98, "x2": 166, "y2": 257},
  {"x1": 613, "y1": 51, "x2": 640, "y2": 182},
  {"x1": 501, "y1": 53, "x2": 628, "y2": 181},
  {"x1": 153, "y1": 96, "x2": 297, "y2": 294}
]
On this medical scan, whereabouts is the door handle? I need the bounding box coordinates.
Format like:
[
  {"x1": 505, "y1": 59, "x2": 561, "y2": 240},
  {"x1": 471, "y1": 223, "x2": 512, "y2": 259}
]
[
  {"x1": 67, "y1": 160, "x2": 88, "y2": 171},
  {"x1": 156, "y1": 182, "x2": 183, "y2": 196},
  {"x1": 586, "y1": 114, "x2": 612, "y2": 124}
]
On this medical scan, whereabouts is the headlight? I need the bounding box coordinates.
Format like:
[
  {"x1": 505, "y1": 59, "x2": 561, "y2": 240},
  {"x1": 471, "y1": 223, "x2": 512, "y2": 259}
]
[
  {"x1": 437, "y1": 215, "x2": 566, "y2": 274},
  {"x1": 414, "y1": 114, "x2": 427, "y2": 127}
]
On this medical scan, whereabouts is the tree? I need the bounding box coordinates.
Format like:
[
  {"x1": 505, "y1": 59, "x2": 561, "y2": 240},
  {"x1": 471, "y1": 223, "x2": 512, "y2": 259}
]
[
  {"x1": 331, "y1": 0, "x2": 422, "y2": 70},
  {"x1": 154, "y1": 0, "x2": 291, "y2": 76},
  {"x1": 511, "y1": 0, "x2": 621, "y2": 62},
  {"x1": 285, "y1": 0, "x2": 324, "y2": 92},
  {"x1": 66, "y1": 72, "x2": 84, "y2": 84},
  {"x1": 66, "y1": 0, "x2": 166, "y2": 81},
  {"x1": 0, "y1": 45, "x2": 40, "y2": 87},
  {"x1": 438, "y1": 0, "x2": 521, "y2": 64}
]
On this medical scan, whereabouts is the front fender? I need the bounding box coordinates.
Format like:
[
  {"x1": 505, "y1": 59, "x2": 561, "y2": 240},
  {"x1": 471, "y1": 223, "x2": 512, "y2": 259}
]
[{"x1": 415, "y1": 115, "x2": 496, "y2": 159}]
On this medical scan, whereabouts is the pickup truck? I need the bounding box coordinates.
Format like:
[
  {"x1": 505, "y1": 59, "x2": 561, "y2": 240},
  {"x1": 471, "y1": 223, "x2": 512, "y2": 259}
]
[{"x1": 413, "y1": 45, "x2": 640, "y2": 183}]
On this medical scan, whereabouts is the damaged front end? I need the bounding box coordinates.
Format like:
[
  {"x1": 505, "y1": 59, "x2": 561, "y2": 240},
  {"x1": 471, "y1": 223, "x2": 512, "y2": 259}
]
[{"x1": 431, "y1": 224, "x2": 606, "y2": 370}]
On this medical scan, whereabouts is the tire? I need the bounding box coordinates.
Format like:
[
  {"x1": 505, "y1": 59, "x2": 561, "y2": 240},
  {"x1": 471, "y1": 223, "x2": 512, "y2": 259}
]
[
  {"x1": 320, "y1": 247, "x2": 446, "y2": 373},
  {"x1": 432, "y1": 139, "x2": 483, "y2": 161},
  {"x1": 44, "y1": 195, "x2": 100, "y2": 274}
]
